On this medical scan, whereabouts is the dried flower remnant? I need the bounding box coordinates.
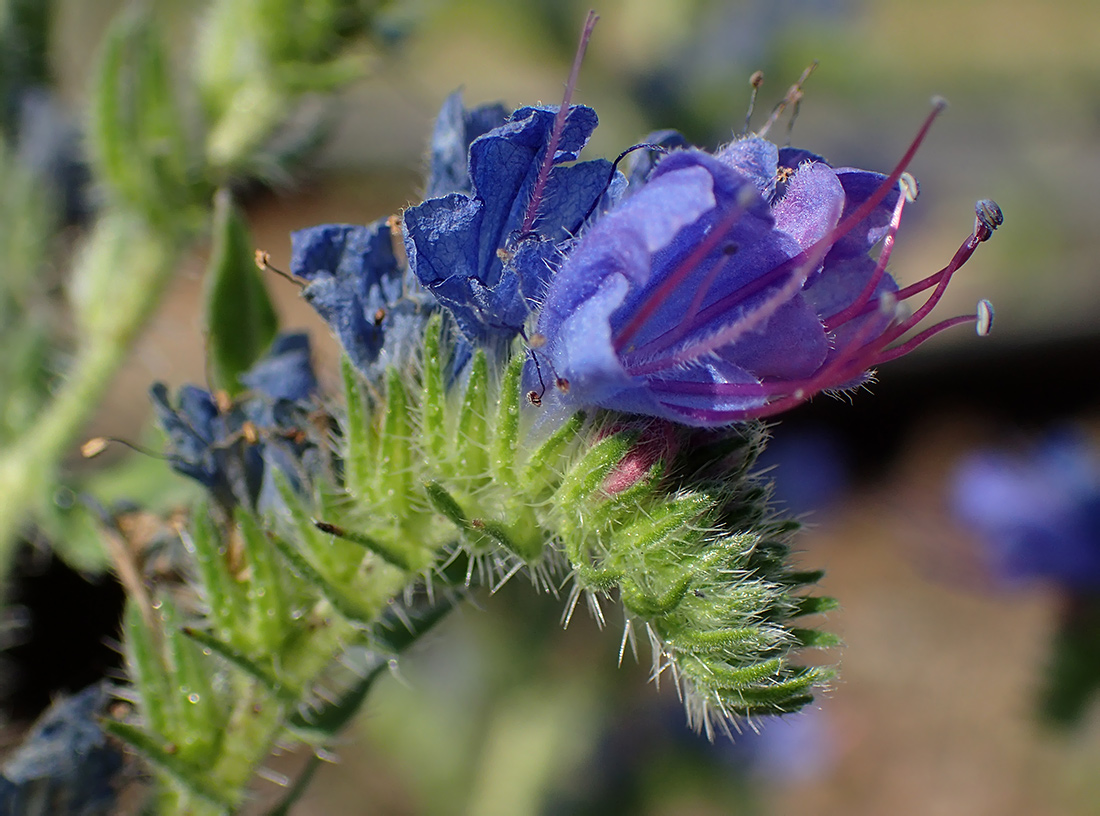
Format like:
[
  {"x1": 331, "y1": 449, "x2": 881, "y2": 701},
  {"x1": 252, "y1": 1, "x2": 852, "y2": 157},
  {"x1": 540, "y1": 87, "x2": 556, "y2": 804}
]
[
  {"x1": 150, "y1": 333, "x2": 325, "y2": 512},
  {"x1": 530, "y1": 97, "x2": 1000, "y2": 426},
  {"x1": 289, "y1": 220, "x2": 435, "y2": 383}
]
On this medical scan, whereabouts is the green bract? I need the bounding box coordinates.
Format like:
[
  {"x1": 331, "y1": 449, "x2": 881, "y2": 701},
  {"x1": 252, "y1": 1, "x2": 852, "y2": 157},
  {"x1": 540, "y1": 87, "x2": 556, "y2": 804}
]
[{"x1": 116, "y1": 313, "x2": 835, "y2": 812}]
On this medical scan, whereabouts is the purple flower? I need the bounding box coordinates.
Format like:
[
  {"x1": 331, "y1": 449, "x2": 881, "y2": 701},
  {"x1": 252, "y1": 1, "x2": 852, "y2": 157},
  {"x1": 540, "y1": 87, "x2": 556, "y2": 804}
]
[
  {"x1": 402, "y1": 97, "x2": 620, "y2": 349},
  {"x1": 953, "y1": 431, "x2": 1100, "y2": 591},
  {"x1": 529, "y1": 104, "x2": 998, "y2": 426},
  {"x1": 290, "y1": 219, "x2": 434, "y2": 382},
  {"x1": 151, "y1": 333, "x2": 324, "y2": 511}
]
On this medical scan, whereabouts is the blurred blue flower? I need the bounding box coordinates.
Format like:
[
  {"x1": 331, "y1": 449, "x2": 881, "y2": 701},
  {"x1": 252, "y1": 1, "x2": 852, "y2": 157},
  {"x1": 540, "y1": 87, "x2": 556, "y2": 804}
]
[
  {"x1": 403, "y1": 96, "x2": 620, "y2": 349},
  {"x1": 755, "y1": 425, "x2": 849, "y2": 517},
  {"x1": 150, "y1": 333, "x2": 324, "y2": 511},
  {"x1": 529, "y1": 124, "x2": 995, "y2": 426},
  {"x1": 720, "y1": 706, "x2": 832, "y2": 784},
  {"x1": 290, "y1": 219, "x2": 435, "y2": 382},
  {"x1": 0, "y1": 683, "x2": 123, "y2": 816},
  {"x1": 953, "y1": 431, "x2": 1100, "y2": 590}
]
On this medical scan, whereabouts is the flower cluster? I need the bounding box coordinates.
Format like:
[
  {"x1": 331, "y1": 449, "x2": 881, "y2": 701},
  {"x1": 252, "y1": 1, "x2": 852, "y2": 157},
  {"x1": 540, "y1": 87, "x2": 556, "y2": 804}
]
[
  {"x1": 120, "y1": 16, "x2": 1002, "y2": 809},
  {"x1": 294, "y1": 96, "x2": 996, "y2": 430}
]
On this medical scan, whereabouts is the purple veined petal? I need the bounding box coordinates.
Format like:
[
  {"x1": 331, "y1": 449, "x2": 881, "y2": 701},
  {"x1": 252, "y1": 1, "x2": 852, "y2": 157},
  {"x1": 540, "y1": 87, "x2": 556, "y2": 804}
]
[
  {"x1": 826, "y1": 168, "x2": 904, "y2": 260},
  {"x1": 405, "y1": 100, "x2": 616, "y2": 346},
  {"x1": 714, "y1": 294, "x2": 828, "y2": 381},
  {"x1": 771, "y1": 161, "x2": 844, "y2": 249}
]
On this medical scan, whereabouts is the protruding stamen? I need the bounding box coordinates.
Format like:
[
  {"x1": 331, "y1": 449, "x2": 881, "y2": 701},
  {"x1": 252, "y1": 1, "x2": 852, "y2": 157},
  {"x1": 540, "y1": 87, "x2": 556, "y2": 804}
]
[
  {"x1": 743, "y1": 70, "x2": 765, "y2": 135},
  {"x1": 81, "y1": 436, "x2": 176, "y2": 462},
  {"x1": 520, "y1": 10, "x2": 599, "y2": 236},
  {"x1": 873, "y1": 312, "x2": 984, "y2": 364},
  {"x1": 873, "y1": 228, "x2": 982, "y2": 349},
  {"x1": 784, "y1": 88, "x2": 804, "y2": 147},
  {"x1": 757, "y1": 61, "x2": 818, "y2": 137},
  {"x1": 81, "y1": 437, "x2": 110, "y2": 458},
  {"x1": 255, "y1": 249, "x2": 304, "y2": 289},
  {"x1": 899, "y1": 172, "x2": 919, "y2": 202}
]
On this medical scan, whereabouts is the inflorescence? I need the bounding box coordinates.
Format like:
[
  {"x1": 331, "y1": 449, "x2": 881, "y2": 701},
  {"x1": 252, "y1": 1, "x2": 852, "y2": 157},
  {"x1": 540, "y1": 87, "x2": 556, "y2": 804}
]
[{"x1": 141, "y1": 13, "x2": 999, "y2": 791}]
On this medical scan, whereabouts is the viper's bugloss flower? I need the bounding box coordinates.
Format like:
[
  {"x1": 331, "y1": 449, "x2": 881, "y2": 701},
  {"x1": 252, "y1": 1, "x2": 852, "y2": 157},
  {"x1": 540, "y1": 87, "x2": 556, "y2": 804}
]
[
  {"x1": 403, "y1": 93, "x2": 621, "y2": 349},
  {"x1": 530, "y1": 102, "x2": 999, "y2": 426},
  {"x1": 150, "y1": 333, "x2": 324, "y2": 511},
  {"x1": 290, "y1": 219, "x2": 435, "y2": 381},
  {"x1": 953, "y1": 431, "x2": 1100, "y2": 591}
]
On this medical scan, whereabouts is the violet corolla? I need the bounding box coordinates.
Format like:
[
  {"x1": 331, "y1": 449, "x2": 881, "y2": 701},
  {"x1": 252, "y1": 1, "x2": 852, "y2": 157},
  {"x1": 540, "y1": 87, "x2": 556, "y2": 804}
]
[{"x1": 530, "y1": 101, "x2": 999, "y2": 426}]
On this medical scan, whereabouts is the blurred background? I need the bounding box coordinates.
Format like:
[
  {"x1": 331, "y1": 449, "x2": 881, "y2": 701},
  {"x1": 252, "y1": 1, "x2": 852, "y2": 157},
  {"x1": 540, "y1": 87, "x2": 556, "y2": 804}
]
[{"x1": 4, "y1": 0, "x2": 1100, "y2": 813}]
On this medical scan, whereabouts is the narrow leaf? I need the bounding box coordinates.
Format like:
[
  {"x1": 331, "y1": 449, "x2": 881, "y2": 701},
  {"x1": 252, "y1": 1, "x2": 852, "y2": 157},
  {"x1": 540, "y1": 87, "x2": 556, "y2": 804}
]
[
  {"x1": 341, "y1": 355, "x2": 374, "y2": 502},
  {"x1": 182, "y1": 627, "x2": 298, "y2": 704},
  {"x1": 102, "y1": 720, "x2": 233, "y2": 809},
  {"x1": 268, "y1": 532, "x2": 373, "y2": 625},
  {"x1": 237, "y1": 510, "x2": 288, "y2": 651},
  {"x1": 204, "y1": 188, "x2": 279, "y2": 395}
]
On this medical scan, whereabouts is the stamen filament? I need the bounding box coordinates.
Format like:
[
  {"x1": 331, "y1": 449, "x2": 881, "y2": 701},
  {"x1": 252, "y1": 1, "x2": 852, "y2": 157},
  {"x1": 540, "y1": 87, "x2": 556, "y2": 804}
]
[
  {"x1": 869, "y1": 231, "x2": 980, "y2": 349},
  {"x1": 757, "y1": 62, "x2": 818, "y2": 138},
  {"x1": 871, "y1": 312, "x2": 980, "y2": 364},
  {"x1": 822, "y1": 189, "x2": 908, "y2": 330},
  {"x1": 520, "y1": 11, "x2": 599, "y2": 236}
]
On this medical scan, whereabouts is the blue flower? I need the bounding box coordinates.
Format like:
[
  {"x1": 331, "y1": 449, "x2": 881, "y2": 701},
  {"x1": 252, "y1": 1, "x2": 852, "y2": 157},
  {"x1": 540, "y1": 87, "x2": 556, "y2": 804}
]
[
  {"x1": 528, "y1": 110, "x2": 997, "y2": 426},
  {"x1": 424, "y1": 91, "x2": 509, "y2": 198},
  {"x1": 290, "y1": 219, "x2": 434, "y2": 382},
  {"x1": 0, "y1": 683, "x2": 123, "y2": 816},
  {"x1": 953, "y1": 431, "x2": 1100, "y2": 591},
  {"x1": 150, "y1": 333, "x2": 324, "y2": 511},
  {"x1": 403, "y1": 97, "x2": 621, "y2": 350}
]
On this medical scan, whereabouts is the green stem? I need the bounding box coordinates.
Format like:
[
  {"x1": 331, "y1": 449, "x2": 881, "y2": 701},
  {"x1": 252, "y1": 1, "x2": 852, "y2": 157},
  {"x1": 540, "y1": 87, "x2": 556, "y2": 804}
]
[{"x1": 0, "y1": 215, "x2": 183, "y2": 573}]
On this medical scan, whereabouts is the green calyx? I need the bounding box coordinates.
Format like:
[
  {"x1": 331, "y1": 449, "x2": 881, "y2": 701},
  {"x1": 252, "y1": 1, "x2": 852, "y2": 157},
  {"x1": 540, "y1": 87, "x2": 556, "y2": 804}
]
[{"x1": 116, "y1": 313, "x2": 836, "y2": 810}]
